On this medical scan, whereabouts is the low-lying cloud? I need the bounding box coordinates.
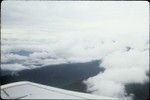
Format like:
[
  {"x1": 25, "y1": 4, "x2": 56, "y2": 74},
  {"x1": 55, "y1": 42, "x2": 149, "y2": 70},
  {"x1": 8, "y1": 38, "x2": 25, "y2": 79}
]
[
  {"x1": 84, "y1": 49, "x2": 149, "y2": 99},
  {"x1": 1, "y1": 1, "x2": 149, "y2": 100}
]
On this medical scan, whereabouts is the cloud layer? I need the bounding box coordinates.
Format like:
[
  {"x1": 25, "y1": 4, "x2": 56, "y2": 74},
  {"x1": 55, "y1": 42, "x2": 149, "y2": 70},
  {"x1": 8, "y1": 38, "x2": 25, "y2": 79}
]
[
  {"x1": 84, "y1": 49, "x2": 149, "y2": 99},
  {"x1": 1, "y1": 1, "x2": 149, "y2": 100}
]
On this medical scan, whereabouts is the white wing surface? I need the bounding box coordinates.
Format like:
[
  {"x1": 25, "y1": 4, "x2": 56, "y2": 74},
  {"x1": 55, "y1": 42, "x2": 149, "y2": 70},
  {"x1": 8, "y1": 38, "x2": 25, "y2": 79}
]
[{"x1": 1, "y1": 81, "x2": 118, "y2": 99}]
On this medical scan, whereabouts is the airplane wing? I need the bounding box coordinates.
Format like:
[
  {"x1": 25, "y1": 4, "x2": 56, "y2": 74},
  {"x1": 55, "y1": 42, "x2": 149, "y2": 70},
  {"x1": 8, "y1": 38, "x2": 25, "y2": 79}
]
[{"x1": 1, "y1": 81, "x2": 118, "y2": 99}]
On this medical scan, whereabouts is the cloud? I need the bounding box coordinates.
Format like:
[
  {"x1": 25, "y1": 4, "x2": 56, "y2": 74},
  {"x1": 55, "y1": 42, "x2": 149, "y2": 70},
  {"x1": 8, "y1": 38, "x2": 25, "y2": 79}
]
[
  {"x1": 1, "y1": 63, "x2": 29, "y2": 71},
  {"x1": 85, "y1": 49, "x2": 149, "y2": 99},
  {"x1": 1, "y1": 1, "x2": 149, "y2": 36},
  {"x1": 101, "y1": 50, "x2": 149, "y2": 70},
  {"x1": 1, "y1": 53, "x2": 28, "y2": 64},
  {"x1": 85, "y1": 78, "x2": 126, "y2": 97},
  {"x1": 1, "y1": 1, "x2": 149, "y2": 99}
]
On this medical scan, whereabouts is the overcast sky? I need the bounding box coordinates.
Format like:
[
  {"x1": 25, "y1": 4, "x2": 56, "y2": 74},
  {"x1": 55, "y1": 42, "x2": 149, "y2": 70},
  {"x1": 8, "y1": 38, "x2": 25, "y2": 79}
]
[{"x1": 1, "y1": 1, "x2": 149, "y2": 38}]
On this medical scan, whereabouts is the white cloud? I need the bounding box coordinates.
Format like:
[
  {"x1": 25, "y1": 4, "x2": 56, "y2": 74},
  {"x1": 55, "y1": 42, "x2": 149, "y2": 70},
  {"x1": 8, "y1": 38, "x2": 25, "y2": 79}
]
[
  {"x1": 85, "y1": 49, "x2": 149, "y2": 99},
  {"x1": 1, "y1": 53, "x2": 28, "y2": 63},
  {"x1": 1, "y1": 63, "x2": 29, "y2": 71},
  {"x1": 101, "y1": 50, "x2": 149, "y2": 70},
  {"x1": 99, "y1": 68, "x2": 149, "y2": 84},
  {"x1": 1, "y1": 1, "x2": 149, "y2": 99}
]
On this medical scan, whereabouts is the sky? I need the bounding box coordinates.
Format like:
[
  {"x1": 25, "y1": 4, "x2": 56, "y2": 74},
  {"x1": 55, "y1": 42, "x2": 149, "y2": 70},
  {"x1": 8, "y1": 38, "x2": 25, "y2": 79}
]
[
  {"x1": 1, "y1": 1, "x2": 149, "y2": 38},
  {"x1": 1, "y1": 1, "x2": 149, "y2": 100}
]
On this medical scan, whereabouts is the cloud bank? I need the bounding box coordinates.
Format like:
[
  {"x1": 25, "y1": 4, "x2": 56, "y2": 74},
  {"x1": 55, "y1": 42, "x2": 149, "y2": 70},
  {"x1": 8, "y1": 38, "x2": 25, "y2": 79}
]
[
  {"x1": 84, "y1": 49, "x2": 149, "y2": 99},
  {"x1": 1, "y1": 1, "x2": 149, "y2": 100}
]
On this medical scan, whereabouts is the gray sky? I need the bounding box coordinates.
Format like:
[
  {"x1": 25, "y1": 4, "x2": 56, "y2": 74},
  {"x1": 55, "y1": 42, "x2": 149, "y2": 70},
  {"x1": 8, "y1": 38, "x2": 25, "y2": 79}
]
[{"x1": 1, "y1": 1, "x2": 149, "y2": 38}]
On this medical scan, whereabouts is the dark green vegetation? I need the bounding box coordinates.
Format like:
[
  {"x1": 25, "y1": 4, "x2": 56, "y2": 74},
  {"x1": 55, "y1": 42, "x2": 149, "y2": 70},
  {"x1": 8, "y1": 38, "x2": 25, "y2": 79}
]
[
  {"x1": 125, "y1": 72, "x2": 149, "y2": 100},
  {"x1": 1, "y1": 60, "x2": 103, "y2": 92}
]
